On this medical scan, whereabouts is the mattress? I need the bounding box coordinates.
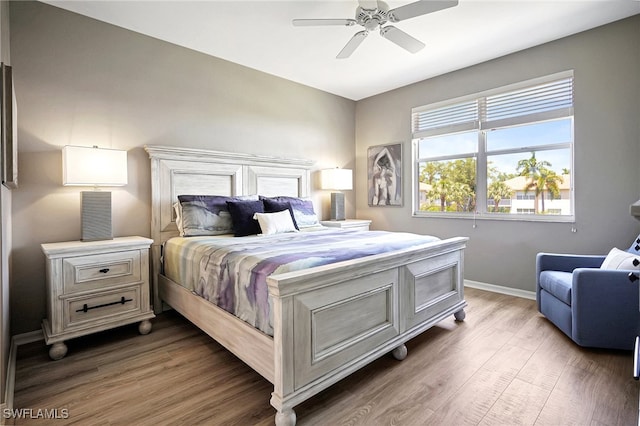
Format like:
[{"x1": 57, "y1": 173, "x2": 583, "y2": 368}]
[{"x1": 163, "y1": 228, "x2": 440, "y2": 336}]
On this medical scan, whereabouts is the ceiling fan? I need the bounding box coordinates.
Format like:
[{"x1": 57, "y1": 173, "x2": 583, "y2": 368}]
[{"x1": 292, "y1": 0, "x2": 459, "y2": 59}]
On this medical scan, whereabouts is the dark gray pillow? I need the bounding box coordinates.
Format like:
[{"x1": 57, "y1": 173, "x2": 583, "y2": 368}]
[{"x1": 226, "y1": 200, "x2": 265, "y2": 237}]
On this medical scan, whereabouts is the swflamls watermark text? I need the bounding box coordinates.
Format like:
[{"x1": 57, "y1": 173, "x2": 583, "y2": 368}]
[{"x1": 2, "y1": 408, "x2": 69, "y2": 419}]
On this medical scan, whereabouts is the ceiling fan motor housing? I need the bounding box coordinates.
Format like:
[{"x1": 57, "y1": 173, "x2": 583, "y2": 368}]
[{"x1": 356, "y1": 2, "x2": 391, "y2": 31}]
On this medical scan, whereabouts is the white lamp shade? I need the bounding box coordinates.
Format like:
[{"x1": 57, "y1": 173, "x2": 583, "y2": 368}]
[
  {"x1": 63, "y1": 145, "x2": 128, "y2": 186},
  {"x1": 320, "y1": 168, "x2": 353, "y2": 191}
]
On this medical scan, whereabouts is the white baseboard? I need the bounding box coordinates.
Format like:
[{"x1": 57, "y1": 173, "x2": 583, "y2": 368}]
[
  {"x1": 464, "y1": 279, "x2": 536, "y2": 300},
  {"x1": 12, "y1": 330, "x2": 43, "y2": 346},
  {"x1": 4, "y1": 330, "x2": 43, "y2": 412}
]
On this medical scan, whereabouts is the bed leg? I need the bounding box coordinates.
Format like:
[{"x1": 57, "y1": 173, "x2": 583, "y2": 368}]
[
  {"x1": 275, "y1": 408, "x2": 296, "y2": 426},
  {"x1": 391, "y1": 344, "x2": 407, "y2": 361},
  {"x1": 454, "y1": 309, "x2": 466, "y2": 322}
]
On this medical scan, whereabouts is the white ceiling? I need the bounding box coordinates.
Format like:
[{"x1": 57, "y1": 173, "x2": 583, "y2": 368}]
[{"x1": 44, "y1": 0, "x2": 640, "y2": 101}]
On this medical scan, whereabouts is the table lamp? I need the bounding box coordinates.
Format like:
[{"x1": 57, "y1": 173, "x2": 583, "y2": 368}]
[
  {"x1": 63, "y1": 145, "x2": 128, "y2": 241},
  {"x1": 320, "y1": 168, "x2": 353, "y2": 221}
]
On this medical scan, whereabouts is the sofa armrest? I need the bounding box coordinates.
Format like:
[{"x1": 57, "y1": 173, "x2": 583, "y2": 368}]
[
  {"x1": 536, "y1": 253, "x2": 605, "y2": 311},
  {"x1": 571, "y1": 268, "x2": 640, "y2": 350},
  {"x1": 536, "y1": 253, "x2": 605, "y2": 273}
]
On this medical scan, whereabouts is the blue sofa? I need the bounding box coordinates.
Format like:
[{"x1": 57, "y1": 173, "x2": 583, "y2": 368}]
[{"x1": 536, "y1": 238, "x2": 640, "y2": 351}]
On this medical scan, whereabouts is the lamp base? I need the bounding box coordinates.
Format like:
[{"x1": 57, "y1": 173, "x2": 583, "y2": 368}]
[
  {"x1": 81, "y1": 191, "x2": 113, "y2": 241},
  {"x1": 330, "y1": 192, "x2": 346, "y2": 221}
]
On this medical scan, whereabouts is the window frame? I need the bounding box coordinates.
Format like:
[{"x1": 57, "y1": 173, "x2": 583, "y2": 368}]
[{"x1": 412, "y1": 71, "x2": 575, "y2": 223}]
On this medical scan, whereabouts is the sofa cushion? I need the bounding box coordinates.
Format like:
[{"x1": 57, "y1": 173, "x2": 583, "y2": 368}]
[{"x1": 539, "y1": 270, "x2": 572, "y2": 306}]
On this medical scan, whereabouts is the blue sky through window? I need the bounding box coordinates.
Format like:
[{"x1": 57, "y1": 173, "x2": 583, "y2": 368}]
[{"x1": 419, "y1": 118, "x2": 571, "y2": 176}]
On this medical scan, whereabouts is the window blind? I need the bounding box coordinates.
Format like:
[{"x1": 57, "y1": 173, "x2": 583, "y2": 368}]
[
  {"x1": 412, "y1": 100, "x2": 478, "y2": 138},
  {"x1": 483, "y1": 77, "x2": 573, "y2": 129},
  {"x1": 412, "y1": 75, "x2": 574, "y2": 138}
]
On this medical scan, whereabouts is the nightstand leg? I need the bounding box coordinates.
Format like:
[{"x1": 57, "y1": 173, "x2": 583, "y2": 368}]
[
  {"x1": 392, "y1": 344, "x2": 408, "y2": 361},
  {"x1": 49, "y1": 342, "x2": 67, "y2": 361},
  {"x1": 138, "y1": 319, "x2": 152, "y2": 335}
]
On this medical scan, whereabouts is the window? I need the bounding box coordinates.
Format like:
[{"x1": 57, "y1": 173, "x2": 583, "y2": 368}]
[{"x1": 412, "y1": 72, "x2": 574, "y2": 221}]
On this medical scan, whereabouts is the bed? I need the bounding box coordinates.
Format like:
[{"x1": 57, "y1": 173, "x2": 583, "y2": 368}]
[{"x1": 145, "y1": 145, "x2": 468, "y2": 425}]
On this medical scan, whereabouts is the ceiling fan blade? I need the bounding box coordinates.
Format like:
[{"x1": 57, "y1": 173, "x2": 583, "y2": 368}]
[
  {"x1": 358, "y1": 0, "x2": 379, "y2": 10},
  {"x1": 388, "y1": 0, "x2": 458, "y2": 22},
  {"x1": 293, "y1": 19, "x2": 356, "y2": 27},
  {"x1": 380, "y1": 26, "x2": 425, "y2": 53},
  {"x1": 337, "y1": 31, "x2": 368, "y2": 59}
]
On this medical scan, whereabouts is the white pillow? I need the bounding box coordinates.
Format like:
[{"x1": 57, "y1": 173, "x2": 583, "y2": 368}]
[
  {"x1": 173, "y1": 202, "x2": 184, "y2": 236},
  {"x1": 600, "y1": 247, "x2": 640, "y2": 270},
  {"x1": 253, "y1": 210, "x2": 298, "y2": 235}
]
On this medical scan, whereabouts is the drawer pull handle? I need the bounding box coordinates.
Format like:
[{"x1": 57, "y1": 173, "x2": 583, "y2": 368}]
[
  {"x1": 99, "y1": 268, "x2": 110, "y2": 274},
  {"x1": 76, "y1": 296, "x2": 133, "y2": 313}
]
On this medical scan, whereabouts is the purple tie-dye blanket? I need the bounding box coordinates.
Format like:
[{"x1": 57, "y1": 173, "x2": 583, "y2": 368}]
[{"x1": 183, "y1": 229, "x2": 440, "y2": 336}]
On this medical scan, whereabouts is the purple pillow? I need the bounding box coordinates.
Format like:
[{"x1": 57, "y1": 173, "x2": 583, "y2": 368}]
[{"x1": 226, "y1": 200, "x2": 264, "y2": 237}]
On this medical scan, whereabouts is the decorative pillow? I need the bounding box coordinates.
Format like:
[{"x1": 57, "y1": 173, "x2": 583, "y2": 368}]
[
  {"x1": 600, "y1": 247, "x2": 640, "y2": 270},
  {"x1": 226, "y1": 200, "x2": 264, "y2": 237},
  {"x1": 253, "y1": 210, "x2": 298, "y2": 235},
  {"x1": 173, "y1": 202, "x2": 184, "y2": 235},
  {"x1": 262, "y1": 199, "x2": 299, "y2": 230},
  {"x1": 260, "y1": 196, "x2": 319, "y2": 228},
  {"x1": 177, "y1": 195, "x2": 258, "y2": 236},
  {"x1": 627, "y1": 235, "x2": 640, "y2": 254}
]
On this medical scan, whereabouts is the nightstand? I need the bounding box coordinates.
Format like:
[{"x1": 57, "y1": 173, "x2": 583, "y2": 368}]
[
  {"x1": 41, "y1": 236, "x2": 155, "y2": 360},
  {"x1": 320, "y1": 219, "x2": 372, "y2": 232}
]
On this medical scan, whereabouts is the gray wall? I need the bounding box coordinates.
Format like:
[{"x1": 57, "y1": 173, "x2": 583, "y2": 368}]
[
  {"x1": 355, "y1": 15, "x2": 640, "y2": 292},
  {"x1": 9, "y1": 1, "x2": 356, "y2": 334}
]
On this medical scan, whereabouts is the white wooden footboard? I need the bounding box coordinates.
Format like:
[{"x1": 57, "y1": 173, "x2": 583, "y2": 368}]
[{"x1": 267, "y1": 236, "x2": 467, "y2": 425}]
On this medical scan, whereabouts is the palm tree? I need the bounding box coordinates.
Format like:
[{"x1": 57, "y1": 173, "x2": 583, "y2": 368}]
[
  {"x1": 516, "y1": 152, "x2": 552, "y2": 214},
  {"x1": 419, "y1": 161, "x2": 441, "y2": 185},
  {"x1": 538, "y1": 169, "x2": 563, "y2": 213},
  {"x1": 449, "y1": 158, "x2": 476, "y2": 212},
  {"x1": 421, "y1": 159, "x2": 476, "y2": 212},
  {"x1": 428, "y1": 178, "x2": 454, "y2": 212},
  {"x1": 487, "y1": 181, "x2": 513, "y2": 212}
]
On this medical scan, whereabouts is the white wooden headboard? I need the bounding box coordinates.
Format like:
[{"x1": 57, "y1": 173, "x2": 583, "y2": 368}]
[{"x1": 145, "y1": 145, "x2": 314, "y2": 312}]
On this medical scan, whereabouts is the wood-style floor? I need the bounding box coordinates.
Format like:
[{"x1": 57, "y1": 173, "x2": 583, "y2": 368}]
[{"x1": 11, "y1": 288, "x2": 639, "y2": 425}]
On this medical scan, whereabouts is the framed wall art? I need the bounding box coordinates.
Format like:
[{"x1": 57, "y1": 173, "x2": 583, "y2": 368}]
[
  {"x1": 367, "y1": 142, "x2": 402, "y2": 206},
  {"x1": 1, "y1": 63, "x2": 17, "y2": 189}
]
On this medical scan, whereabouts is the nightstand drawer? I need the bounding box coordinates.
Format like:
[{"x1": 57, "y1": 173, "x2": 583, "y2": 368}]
[
  {"x1": 65, "y1": 286, "x2": 141, "y2": 328},
  {"x1": 63, "y1": 250, "x2": 142, "y2": 294}
]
